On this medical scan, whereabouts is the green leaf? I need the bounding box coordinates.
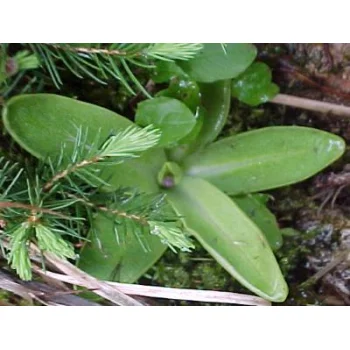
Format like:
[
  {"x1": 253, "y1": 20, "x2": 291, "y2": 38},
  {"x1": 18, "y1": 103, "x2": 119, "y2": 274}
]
[
  {"x1": 151, "y1": 61, "x2": 186, "y2": 83},
  {"x1": 233, "y1": 194, "x2": 283, "y2": 251},
  {"x1": 78, "y1": 213, "x2": 167, "y2": 283},
  {"x1": 184, "y1": 126, "x2": 345, "y2": 195},
  {"x1": 2, "y1": 94, "x2": 133, "y2": 160},
  {"x1": 2, "y1": 94, "x2": 166, "y2": 191},
  {"x1": 165, "y1": 176, "x2": 288, "y2": 302},
  {"x1": 178, "y1": 44, "x2": 257, "y2": 83},
  {"x1": 191, "y1": 80, "x2": 231, "y2": 149},
  {"x1": 103, "y1": 149, "x2": 167, "y2": 193},
  {"x1": 135, "y1": 97, "x2": 196, "y2": 147},
  {"x1": 176, "y1": 107, "x2": 204, "y2": 145},
  {"x1": 2, "y1": 94, "x2": 169, "y2": 282},
  {"x1": 156, "y1": 77, "x2": 201, "y2": 112},
  {"x1": 231, "y1": 62, "x2": 279, "y2": 106}
]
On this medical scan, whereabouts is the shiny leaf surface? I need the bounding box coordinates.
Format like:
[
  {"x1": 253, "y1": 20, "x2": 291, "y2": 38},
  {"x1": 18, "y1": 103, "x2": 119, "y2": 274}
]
[
  {"x1": 167, "y1": 80, "x2": 231, "y2": 162},
  {"x1": 78, "y1": 213, "x2": 167, "y2": 283},
  {"x1": 156, "y1": 77, "x2": 201, "y2": 113},
  {"x1": 178, "y1": 44, "x2": 257, "y2": 83},
  {"x1": 232, "y1": 62, "x2": 279, "y2": 106},
  {"x1": 184, "y1": 126, "x2": 345, "y2": 195},
  {"x1": 191, "y1": 80, "x2": 231, "y2": 149},
  {"x1": 3, "y1": 94, "x2": 133, "y2": 160},
  {"x1": 233, "y1": 194, "x2": 283, "y2": 250},
  {"x1": 165, "y1": 176, "x2": 288, "y2": 302},
  {"x1": 2, "y1": 94, "x2": 166, "y2": 191},
  {"x1": 135, "y1": 97, "x2": 196, "y2": 147}
]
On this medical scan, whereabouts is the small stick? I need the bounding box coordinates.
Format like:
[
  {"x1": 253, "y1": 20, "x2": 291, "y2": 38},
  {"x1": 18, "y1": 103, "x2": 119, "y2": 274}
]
[
  {"x1": 270, "y1": 93, "x2": 350, "y2": 118},
  {"x1": 3, "y1": 237, "x2": 271, "y2": 306},
  {"x1": 0, "y1": 201, "x2": 70, "y2": 219},
  {"x1": 49, "y1": 44, "x2": 128, "y2": 57},
  {"x1": 36, "y1": 269, "x2": 271, "y2": 306},
  {"x1": 34, "y1": 249, "x2": 142, "y2": 306},
  {"x1": 301, "y1": 250, "x2": 350, "y2": 287}
]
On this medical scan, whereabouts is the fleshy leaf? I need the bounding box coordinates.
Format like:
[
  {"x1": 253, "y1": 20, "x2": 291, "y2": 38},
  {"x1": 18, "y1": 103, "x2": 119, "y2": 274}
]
[
  {"x1": 231, "y1": 62, "x2": 279, "y2": 106},
  {"x1": 78, "y1": 213, "x2": 167, "y2": 283},
  {"x1": 165, "y1": 176, "x2": 288, "y2": 302},
  {"x1": 167, "y1": 80, "x2": 231, "y2": 162},
  {"x1": 135, "y1": 96, "x2": 196, "y2": 147},
  {"x1": 152, "y1": 61, "x2": 186, "y2": 84},
  {"x1": 178, "y1": 44, "x2": 257, "y2": 83},
  {"x1": 2, "y1": 94, "x2": 166, "y2": 191},
  {"x1": 184, "y1": 126, "x2": 345, "y2": 195},
  {"x1": 156, "y1": 77, "x2": 201, "y2": 113},
  {"x1": 2, "y1": 94, "x2": 134, "y2": 160},
  {"x1": 233, "y1": 194, "x2": 283, "y2": 251},
  {"x1": 191, "y1": 80, "x2": 231, "y2": 149}
]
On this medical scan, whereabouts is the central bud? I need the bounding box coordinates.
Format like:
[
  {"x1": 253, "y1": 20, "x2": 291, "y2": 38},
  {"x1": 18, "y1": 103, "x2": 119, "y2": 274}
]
[{"x1": 157, "y1": 161, "x2": 183, "y2": 189}]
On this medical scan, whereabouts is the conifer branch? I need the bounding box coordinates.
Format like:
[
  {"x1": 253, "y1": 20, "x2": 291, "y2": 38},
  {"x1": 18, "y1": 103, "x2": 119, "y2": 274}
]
[
  {"x1": 43, "y1": 125, "x2": 160, "y2": 191},
  {"x1": 0, "y1": 201, "x2": 71, "y2": 219},
  {"x1": 0, "y1": 124, "x2": 192, "y2": 281},
  {"x1": 26, "y1": 43, "x2": 203, "y2": 93}
]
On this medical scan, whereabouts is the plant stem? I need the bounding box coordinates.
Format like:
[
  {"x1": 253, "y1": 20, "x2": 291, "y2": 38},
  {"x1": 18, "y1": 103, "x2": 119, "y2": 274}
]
[{"x1": 271, "y1": 93, "x2": 350, "y2": 118}]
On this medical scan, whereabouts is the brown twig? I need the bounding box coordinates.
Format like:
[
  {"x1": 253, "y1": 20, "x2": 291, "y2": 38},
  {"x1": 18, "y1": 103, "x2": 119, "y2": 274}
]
[
  {"x1": 65, "y1": 193, "x2": 148, "y2": 225},
  {"x1": 43, "y1": 156, "x2": 100, "y2": 191},
  {"x1": 270, "y1": 93, "x2": 350, "y2": 118},
  {"x1": 0, "y1": 201, "x2": 70, "y2": 219},
  {"x1": 49, "y1": 44, "x2": 130, "y2": 57}
]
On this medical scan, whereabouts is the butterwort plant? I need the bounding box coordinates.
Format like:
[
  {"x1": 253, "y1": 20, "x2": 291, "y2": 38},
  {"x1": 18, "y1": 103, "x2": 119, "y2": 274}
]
[{"x1": 1, "y1": 44, "x2": 345, "y2": 302}]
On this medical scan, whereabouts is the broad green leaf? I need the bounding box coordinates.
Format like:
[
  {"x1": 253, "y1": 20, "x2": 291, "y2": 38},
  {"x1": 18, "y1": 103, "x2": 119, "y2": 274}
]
[
  {"x1": 78, "y1": 213, "x2": 167, "y2": 283},
  {"x1": 232, "y1": 62, "x2": 279, "y2": 106},
  {"x1": 178, "y1": 44, "x2": 257, "y2": 83},
  {"x1": 184, "y1": 126, "x2": 345, "y2": 195},
  {"x1": 176, "y1": 107, "x2": 204, "y2": 145},
  {"x1": 165, "y1": 176, "x2": 288, "y2": 302},
  {"x1": 152, "y1": 61, "x2": 186, "y2": 83},
  {"x1": 155, "y1": 77, "x2": 202, "y2": 149},
  {"x1": 2, "y1": 94, "x2": 166, "y2": 191},
  {"x1": 2, "y1": 94, "x2": 133, "y2": 159},
  {"x1": 135, "y1": 97, "x2": 196, "y2": 147},
  {"x1": 233, "y1": 194, "x2": 283, "y2": 251}
]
